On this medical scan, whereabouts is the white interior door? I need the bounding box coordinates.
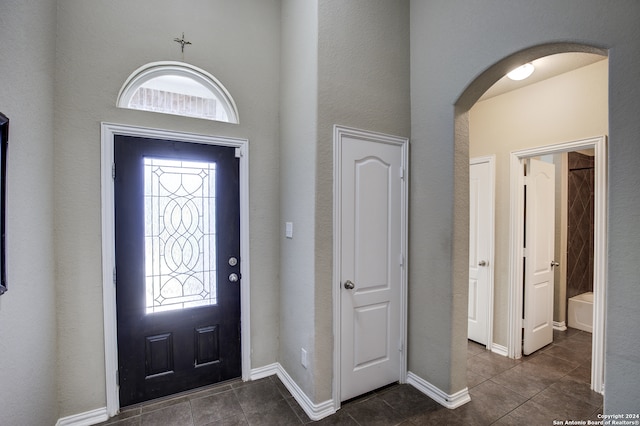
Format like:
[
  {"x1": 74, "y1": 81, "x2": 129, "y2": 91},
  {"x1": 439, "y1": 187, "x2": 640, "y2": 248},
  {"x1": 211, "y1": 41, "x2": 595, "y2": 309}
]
[
  {"x1": 468, "y1": 159, "x2": 493, "y2": 346},
  {"x1": 523, "y1": 158, "x2": 556, "y2": 355},
  {"x1": 338, "y1": 129, "x2": 406, "y2": 402}
]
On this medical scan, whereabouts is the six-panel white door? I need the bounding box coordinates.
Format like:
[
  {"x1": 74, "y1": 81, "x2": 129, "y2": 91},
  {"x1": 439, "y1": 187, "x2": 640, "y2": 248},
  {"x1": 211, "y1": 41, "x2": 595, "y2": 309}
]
[
  {"x1": 339, "y1": 132, "x2": 404, "y2": 402},
  {"x1": 523, "y1": 158, "x2": 556, "y2": 355}
]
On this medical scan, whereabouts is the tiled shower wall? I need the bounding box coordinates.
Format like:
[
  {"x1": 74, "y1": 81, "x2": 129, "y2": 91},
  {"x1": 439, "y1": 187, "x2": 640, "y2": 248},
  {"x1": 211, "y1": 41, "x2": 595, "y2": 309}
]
[{"x1": 566, "y1": 152, "x2": 595, "y2": 300}]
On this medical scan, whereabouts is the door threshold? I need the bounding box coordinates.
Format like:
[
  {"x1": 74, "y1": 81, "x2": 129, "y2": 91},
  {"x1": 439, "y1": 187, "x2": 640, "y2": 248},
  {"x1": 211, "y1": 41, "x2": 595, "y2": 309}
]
[
  {"x1": 341, "y1": 382, "x2": 400, "y2": 405},
  {"x1": 121, "y1": 377, "x2": 244, "y2": 412}
]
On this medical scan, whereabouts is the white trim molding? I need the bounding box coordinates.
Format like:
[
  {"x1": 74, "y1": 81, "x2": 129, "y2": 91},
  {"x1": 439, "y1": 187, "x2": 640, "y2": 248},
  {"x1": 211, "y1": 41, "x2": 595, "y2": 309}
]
[
  {"x1": 553, "y1": 321, "x2": 568, "y2": 331},
  {"x1": 490, "y1": 343, "x2": 508, "y2": 357},
  {"x1": 406, "y1": 372, "x2": 471, "y2": 409},
  {"x1": 332, "y1": 125, "x2": 409, "y2": 409},
  {"x1": 100, "y1": 123, "x2": 251, "y2": 417},
  {"x1": 116, "y1": 61, "x2": 239, "y2": 124},
  {"x1": 249, "y1": 362, "x2": 280, "y2": 381},
  {"x1": 250, "y1": 364, "x2": 336, "y2": 421},
  {"x1": 55, "y1": 408, "x2": 108, "y2": 426},
  {"x1": 507, "y1": 136, "x2": 606, "y2": 394}
]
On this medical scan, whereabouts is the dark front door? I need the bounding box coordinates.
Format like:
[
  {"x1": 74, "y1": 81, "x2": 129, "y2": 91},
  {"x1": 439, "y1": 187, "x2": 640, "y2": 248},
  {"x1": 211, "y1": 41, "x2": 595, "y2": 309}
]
[{"x1": 115, "y1": 135, "x2": 241, "y2": 407}]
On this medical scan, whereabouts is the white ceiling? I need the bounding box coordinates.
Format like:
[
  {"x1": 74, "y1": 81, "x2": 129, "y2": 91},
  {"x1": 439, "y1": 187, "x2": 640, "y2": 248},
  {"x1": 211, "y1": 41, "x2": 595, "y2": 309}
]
[{"x1": 479, "y1": 52, "x2": 607, "y2": 101}]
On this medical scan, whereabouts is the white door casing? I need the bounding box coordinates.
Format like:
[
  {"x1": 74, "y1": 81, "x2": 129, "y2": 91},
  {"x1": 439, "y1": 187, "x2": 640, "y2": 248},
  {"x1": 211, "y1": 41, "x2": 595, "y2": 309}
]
[
  {"x1": 100, "y1": 123, "x2": 251, "y2": 416},
  {"x1": 523, "y1": 158, "x2": 556, "y2": 355},
  {"x1": 333, "y1": 125, "x2": 408, "y2": 405},
  {"x1": 468, "y1": 157, "x2": 495, "y2": 347},
  {"x1": 509, "y1": 137, "x2": 607, "y2": 393}
]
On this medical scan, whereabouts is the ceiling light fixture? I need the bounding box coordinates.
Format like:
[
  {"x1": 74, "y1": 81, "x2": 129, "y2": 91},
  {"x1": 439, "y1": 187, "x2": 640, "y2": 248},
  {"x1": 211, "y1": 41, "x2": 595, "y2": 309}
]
[{"x1": 507, "y1": 63, "x2": 535, "y2": 81}]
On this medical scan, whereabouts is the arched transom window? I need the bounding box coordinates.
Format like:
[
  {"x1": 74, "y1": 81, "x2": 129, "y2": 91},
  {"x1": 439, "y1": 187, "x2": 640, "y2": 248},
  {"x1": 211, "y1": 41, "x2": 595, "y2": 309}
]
[{"x1": 117, "y1": 61, "x2": 239, "y2": 123}]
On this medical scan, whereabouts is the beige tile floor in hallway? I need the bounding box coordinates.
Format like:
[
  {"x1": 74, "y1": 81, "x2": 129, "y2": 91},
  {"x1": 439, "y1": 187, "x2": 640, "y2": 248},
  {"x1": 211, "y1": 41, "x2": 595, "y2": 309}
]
[{"x1": 98, "y1": 328, "x2": 602, "y2": 425}]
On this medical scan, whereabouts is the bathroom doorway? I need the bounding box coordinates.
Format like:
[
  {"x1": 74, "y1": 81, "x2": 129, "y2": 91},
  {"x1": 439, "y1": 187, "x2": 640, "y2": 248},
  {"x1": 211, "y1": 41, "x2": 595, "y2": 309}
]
[{"x1": 508, "y1": 136, "x2": 606, "y2": 393}]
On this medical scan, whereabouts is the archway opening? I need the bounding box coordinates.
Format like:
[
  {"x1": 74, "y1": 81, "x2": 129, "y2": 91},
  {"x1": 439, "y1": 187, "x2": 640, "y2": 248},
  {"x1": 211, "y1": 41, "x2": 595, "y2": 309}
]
[{"x1": 455, "y1": 42, "x2": 608, "y2": 394}]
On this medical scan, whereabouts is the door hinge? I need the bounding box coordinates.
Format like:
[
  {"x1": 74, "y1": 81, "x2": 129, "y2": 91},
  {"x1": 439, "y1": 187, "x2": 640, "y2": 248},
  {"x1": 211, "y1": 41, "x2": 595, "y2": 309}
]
[
  {"x1": 235, "y1": 147, "x2": 242, "y2": 158},
  {"x1": 113, "y1": 267, "x2": 116, "y2": 286},
  {"x1": 398, "y1": 339, "x2": 404, "y2": 353},
  {"x1": 399, "y1": 167, "x2": 405, "y2": 180},
  {"x1": 522, "y1": 318, "x2": 526, "y2": 329},
  {"x1": 112, "y1": 163, "x2": 116, "y2": 180},
  {"x1": 115, "y1": 370, "x2": 119, "y2": 386}
]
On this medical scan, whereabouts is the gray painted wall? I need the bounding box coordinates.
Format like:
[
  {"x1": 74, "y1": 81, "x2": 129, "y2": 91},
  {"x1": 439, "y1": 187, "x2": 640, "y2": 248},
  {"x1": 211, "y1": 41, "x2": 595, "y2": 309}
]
[
  {"x1": 410, "y1": 0, "x2": 640, "y2": 412},
  {"x1": 315, "y1": 0, "x2": 410, "y2": 402},
  {"x1": 280, "y1": 0, "x2": 319, "y2": 400},
  {"x1": 54, "y1": 0, "x2": 281, "y2": 417},
  {"x1": 0, "y1": 1, "x2": 59, "y2": 424},
  {"x1": 279, "y1": 0, "x2": 410, "y2": 403}
]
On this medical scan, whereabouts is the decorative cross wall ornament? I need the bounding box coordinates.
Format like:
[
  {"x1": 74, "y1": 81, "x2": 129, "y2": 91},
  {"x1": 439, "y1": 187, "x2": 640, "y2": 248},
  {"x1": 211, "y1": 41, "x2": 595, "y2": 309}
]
[{"x1": 174, "y1": 32, "x2": 192, "y2": 60}]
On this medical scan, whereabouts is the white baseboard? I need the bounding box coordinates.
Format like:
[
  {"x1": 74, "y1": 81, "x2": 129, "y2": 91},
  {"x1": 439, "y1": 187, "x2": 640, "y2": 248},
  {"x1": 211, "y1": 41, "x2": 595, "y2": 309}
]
[
  {"x1": 490, "y1": 343, "x2": 508, "y2": 357},
  {"x1": 251, "y1": 363, "x2": 335, "y2": 421},
  {"x1": 56, "y1": 364, "x2": 334, "y2": 426},
  {"x1": 553, "y1": 321, "x2": 567, "y2": 331},
  {"x1": 249, "y1": 362, "x2": 280, "y2": 380},
  {"x1": 55, "y1": 407, "x2": 108, "y2": 426},
  {"x1": 406, "y1": 371, "x2": 471, "y2": 409}
]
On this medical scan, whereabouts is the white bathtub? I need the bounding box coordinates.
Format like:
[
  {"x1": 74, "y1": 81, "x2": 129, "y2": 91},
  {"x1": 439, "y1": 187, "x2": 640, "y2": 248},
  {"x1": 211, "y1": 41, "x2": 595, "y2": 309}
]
[{"x1": 568, "y1": 291, "x2": 593, "y2": 333}]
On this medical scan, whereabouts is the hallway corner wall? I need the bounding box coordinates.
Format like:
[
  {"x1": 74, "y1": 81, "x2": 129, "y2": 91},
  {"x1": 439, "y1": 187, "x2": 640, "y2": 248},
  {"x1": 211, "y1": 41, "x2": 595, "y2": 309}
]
[
  {"x1": 279, "y1": 0, "x2": 320, "y2": 402},
  {"x1": 0, "y1": 1, "x2": 59, "y2": 424},
  {"x1": 316, "y1": 0, "x2": 411, "y2": 403},
  {"x1": 54, "y1": 0, "x2": 282, "y2": 417},
  {"x1": 410, "y1": 1, "x2": 640, "y2": 412}
]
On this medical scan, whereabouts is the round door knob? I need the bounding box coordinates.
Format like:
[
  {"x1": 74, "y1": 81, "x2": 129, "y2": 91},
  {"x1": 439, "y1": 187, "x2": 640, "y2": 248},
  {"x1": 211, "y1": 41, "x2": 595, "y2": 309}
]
[
  {"x1": 229, "y1": 273, "x2": 239, "y2": 283},
  {"x1": 478, "y1": 260, "x2": 487, "y2": 267},
  {"x1": 343, "y1": 280, "x2": 355, "y2": 290}
]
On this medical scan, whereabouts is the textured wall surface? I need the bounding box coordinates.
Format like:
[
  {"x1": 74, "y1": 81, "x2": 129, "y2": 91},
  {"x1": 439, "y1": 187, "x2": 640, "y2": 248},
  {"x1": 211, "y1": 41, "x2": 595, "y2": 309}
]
[
  {"x1": 54, "y1": 0, "x2": 281, "y2": 417},
  {"x1": 0, "y1": 1, "x2": 58, "y2": 424},
  {"x1": 280, "y1": 0, "x2": 410, "y2": 404},
  {"x1": 411, "y1": 0, "x2": 640, "y2": 412},
  {"x1": 279, "y1": 0, "x2": 319, "y2": 401},
  {"x1": 317, "y1": 0, "x2": 410, "y2": 403}
]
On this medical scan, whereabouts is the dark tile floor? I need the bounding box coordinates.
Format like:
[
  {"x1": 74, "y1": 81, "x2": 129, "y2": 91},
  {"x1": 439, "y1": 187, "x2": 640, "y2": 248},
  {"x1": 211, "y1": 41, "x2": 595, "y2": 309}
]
[{"x1": 98, "y1": 328, "x2": 601, "y2": 425}]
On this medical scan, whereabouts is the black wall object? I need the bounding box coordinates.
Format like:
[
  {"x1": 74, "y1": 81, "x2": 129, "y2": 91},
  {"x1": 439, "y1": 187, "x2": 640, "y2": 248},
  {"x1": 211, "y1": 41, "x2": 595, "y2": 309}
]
[{"x1": 0, "y1": 113, "x2": 8, "y2": 295}]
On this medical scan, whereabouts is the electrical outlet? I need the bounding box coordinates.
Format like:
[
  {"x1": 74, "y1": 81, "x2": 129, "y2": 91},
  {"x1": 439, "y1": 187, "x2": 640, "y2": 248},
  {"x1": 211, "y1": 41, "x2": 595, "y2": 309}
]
[{"x1": 301, "y1": 348, "x2": 308, "y2": 368}]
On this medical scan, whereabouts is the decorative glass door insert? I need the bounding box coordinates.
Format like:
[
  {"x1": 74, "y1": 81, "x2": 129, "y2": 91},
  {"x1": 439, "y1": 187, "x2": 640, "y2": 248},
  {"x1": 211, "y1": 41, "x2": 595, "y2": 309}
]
[{"x1": 144, "y1": 157, "x2": 217, "y2": 314}]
